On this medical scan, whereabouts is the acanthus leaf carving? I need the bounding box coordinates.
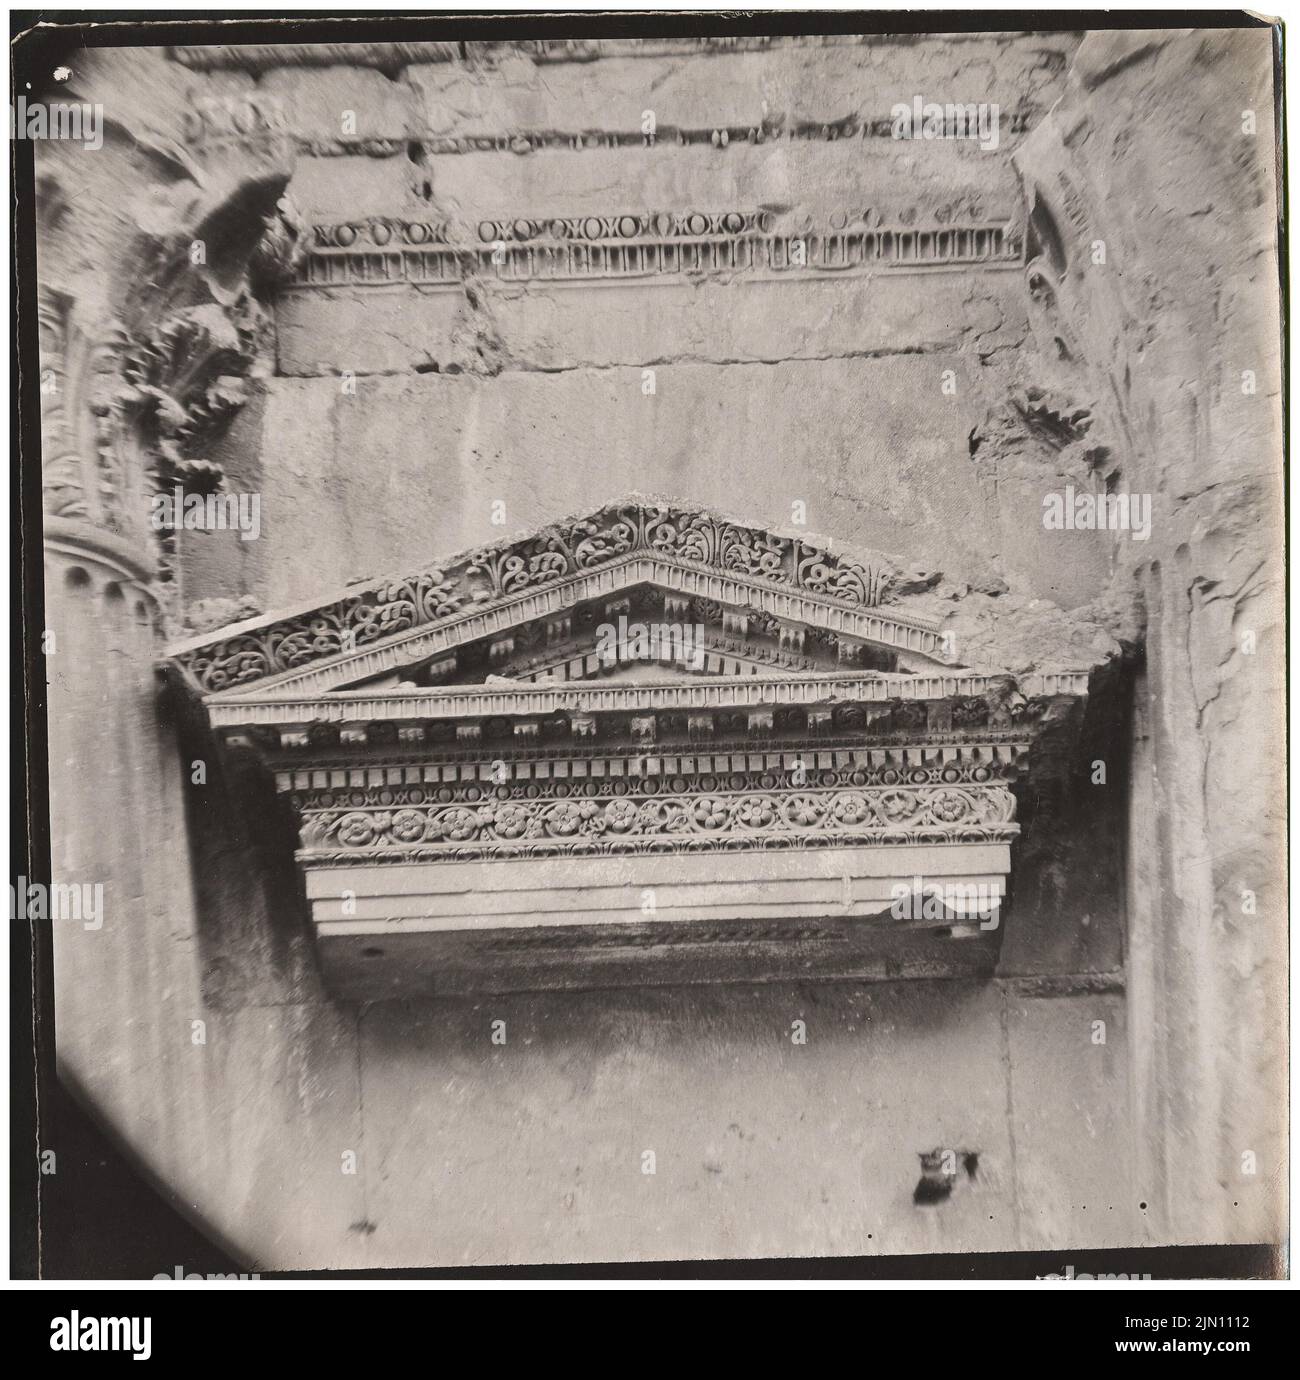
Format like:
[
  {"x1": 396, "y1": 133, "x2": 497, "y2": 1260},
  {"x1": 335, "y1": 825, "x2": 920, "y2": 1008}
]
[
  {"x1": 36, "y1": 103, "x2": 304, "y2": 608},
  {"x1": 173, "y1": 501, "x2": 935, "y2": 693}
]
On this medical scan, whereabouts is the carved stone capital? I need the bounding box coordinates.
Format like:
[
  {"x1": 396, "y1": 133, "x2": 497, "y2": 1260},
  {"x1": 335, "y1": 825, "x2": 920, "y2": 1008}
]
[{"x1": 35, "y1": 106, "x2": 303, "y2": 602}]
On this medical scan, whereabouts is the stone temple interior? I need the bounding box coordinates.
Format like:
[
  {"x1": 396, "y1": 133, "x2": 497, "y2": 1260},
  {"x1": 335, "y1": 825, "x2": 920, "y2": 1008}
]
[{"x1": 31, "y1": 26, "x2": 1284, "y2": 1271}]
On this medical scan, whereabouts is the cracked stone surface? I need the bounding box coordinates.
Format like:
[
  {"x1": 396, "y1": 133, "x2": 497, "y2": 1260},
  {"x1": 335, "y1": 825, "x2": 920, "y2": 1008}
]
[{"x1": 33, "y1": 28, "x2": 1284, "y2": 1272}]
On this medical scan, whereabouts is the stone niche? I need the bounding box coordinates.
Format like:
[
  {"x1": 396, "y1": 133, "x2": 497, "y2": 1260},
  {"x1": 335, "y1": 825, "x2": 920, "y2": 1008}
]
[{"x1": 170, "y1": 498, "x2": 1091, "y2": 998}]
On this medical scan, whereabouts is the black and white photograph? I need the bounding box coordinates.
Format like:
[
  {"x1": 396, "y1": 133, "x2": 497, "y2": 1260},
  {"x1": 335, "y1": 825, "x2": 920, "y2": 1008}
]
[{"x1": 8, "y1": 4, "x2": 1291, "y2": 1318}]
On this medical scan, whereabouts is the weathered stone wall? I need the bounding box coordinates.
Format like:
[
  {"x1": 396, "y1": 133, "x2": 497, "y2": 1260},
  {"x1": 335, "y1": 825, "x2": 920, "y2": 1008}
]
[
  {"x1": 194, "y1": 33, "x2": 1110, "y2": 615},
  {"x1": 35, "y1": 29, "x2": 1283, "y2": 1271},
  {"x1": 1012, "y1": 29, "x2": 1286, "y2": 1251}
]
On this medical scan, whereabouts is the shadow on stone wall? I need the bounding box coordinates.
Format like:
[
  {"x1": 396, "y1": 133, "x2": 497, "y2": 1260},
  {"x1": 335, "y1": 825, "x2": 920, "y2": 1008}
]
[
  {"x1": 1000, "y1": 650, "x2": 1140, "y2": 978},
  {"x1": 166, "y1": 675, "x2": 322, "y2": 1010}
]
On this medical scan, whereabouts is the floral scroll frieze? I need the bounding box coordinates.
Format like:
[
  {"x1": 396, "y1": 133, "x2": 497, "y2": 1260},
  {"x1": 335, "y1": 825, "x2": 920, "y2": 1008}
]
[
  {"x1": 174, "y1": 503, "x2": 914, "y2": 693},
  {"x1": 295, "y1": 782, "x2": 1019, "y2": 864}
]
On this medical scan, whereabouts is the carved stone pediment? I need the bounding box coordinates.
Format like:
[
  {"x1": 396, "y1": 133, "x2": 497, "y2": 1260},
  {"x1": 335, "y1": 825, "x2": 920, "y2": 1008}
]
[
  {"x1": 168, "y1": 500, "x2": 1092, "y2": 998},
  {"x1": 171, "y1": 498, "x2": 953, "y2": 699},
  {"x1": 347, "y1": 581, "x2": 913, "y2": 691}
]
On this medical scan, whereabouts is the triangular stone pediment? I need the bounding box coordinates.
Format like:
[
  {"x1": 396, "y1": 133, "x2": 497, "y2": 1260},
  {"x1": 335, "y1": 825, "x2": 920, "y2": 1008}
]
[
  {"x1": 162, "y1": 500, "x2": 1098, "y2": 1003},
  {"x1": 170, "y1": 497, "x2": 952, "y2": 702},
  {"x1": 340, "y1": 580, "x2": 902, "y2": 692}
]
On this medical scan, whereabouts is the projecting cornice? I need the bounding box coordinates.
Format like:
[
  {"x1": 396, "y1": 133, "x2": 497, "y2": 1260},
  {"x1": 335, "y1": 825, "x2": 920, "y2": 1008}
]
[{"x1": 208, "y1": 671, "x2": 1086, "y2": 732}]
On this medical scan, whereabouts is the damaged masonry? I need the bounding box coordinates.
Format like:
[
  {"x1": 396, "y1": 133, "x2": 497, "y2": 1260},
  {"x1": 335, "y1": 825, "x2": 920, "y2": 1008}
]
[{"x1": 31, "y1": 28, "x2": 1284, "y2": 1272}]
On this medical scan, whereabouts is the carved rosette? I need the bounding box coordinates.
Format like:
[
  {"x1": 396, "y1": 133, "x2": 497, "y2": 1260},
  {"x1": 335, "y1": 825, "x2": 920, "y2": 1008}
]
[
  {"x1": 292, "y1": 778, "x2": 1021, "y2": 865},
  {"x1": 294, "y1": 207, "x2": 1018, "y2": 291}
]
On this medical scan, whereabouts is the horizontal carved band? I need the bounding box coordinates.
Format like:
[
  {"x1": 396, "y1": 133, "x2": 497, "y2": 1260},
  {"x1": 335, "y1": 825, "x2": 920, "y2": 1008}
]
[
  {"x1": 297, "y1": 127, "x2": 1036, "y2": 160},
  {"x1": 274, "y1": 742, "x2": 1029, "y2": 793},
  {"x1": 474, "y1": 921, "x2": 841, "y2": 952},
  {"x1": 401, "y1": 112, "x2": 1040, "y2": 156},
  {"x1": 171, "y1": 37, "x2": 1069, "y2": 70},
  {"x1": 291, "y1": 221, "x2": 1017, "y2": 291},
  {"x1": 211, "y1": 672, "x2": 1086, "y2": 729},
  {"x1": 290, "y1": 759, "x2": 1019, "y2": 811},
  {"x1": 296, "y1": 784, "x2": 1019, "y2": 863},
  {"x1": 311, "y1": 208, "x2": 1006, "y2": 249},
  {"x1": 301, "y1": 830, "x2": 1021, "y2": 867}
]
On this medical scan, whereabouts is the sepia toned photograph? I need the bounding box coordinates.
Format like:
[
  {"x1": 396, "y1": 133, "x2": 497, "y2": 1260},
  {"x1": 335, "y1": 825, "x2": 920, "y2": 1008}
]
[{"x1": 10, "y1": 7, "x2": 1288, "y2": 1300}]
